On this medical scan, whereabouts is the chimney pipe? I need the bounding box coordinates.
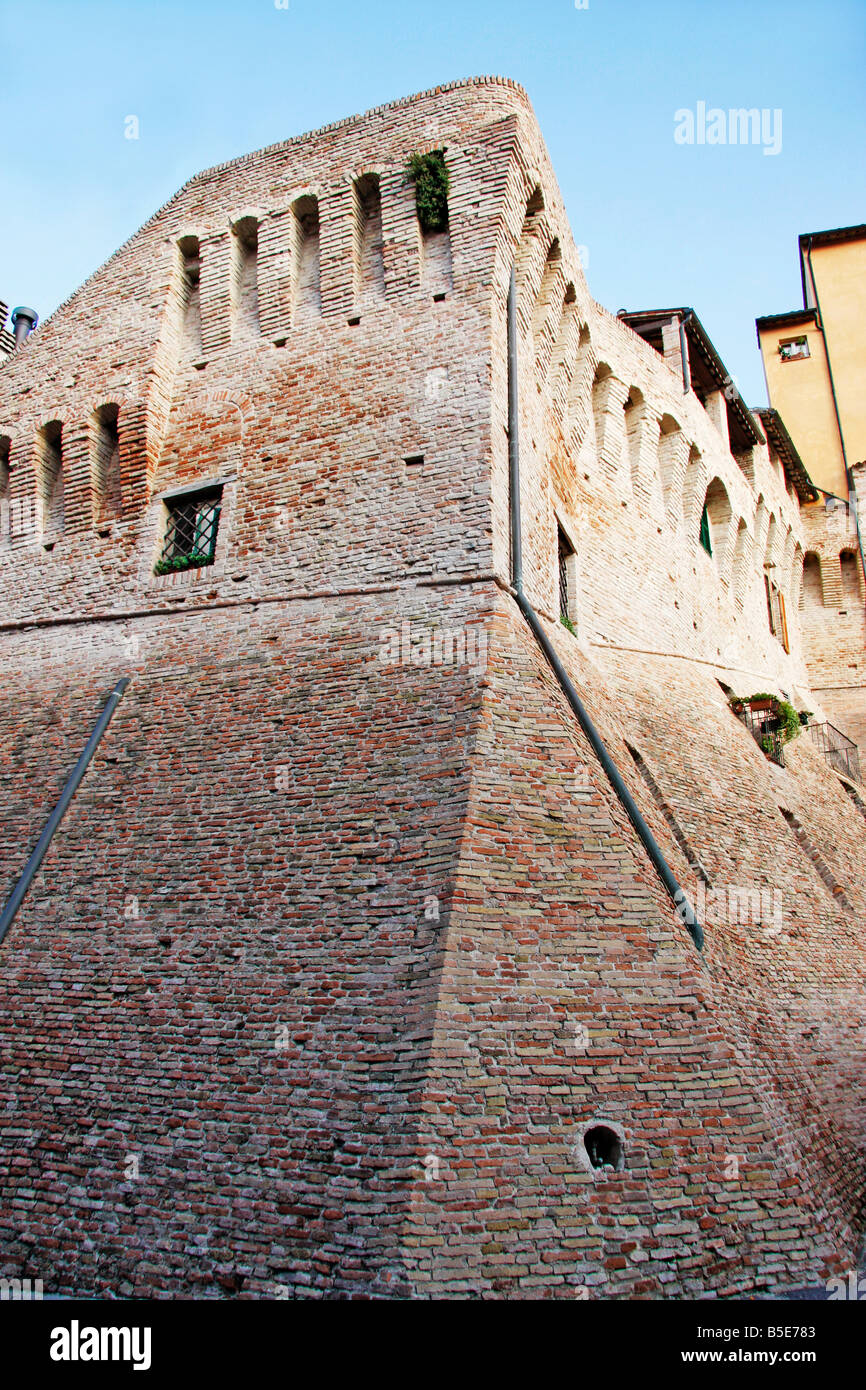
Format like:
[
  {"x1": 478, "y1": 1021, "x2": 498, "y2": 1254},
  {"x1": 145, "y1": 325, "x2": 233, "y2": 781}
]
[{"x1": 11, "y1": 306, "x2": 38, "y2": 346}]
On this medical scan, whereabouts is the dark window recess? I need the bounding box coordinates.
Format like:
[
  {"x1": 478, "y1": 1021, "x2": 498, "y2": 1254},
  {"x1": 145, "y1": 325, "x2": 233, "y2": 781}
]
[
  {"x1": 780, "y1": 808, "x2": 853, "y2": 912},
  {"x1": 699, "y1": 504, "x2": 712, "y2": 556},
  {"x1": 558, "y1": 525, "x2": 574, "y2": 622},
  {"x1": 156, "y1": 488, "x2": 222, "y2": 575},
  {"x1": 625, "y1": 743, "x2": 711, "y2": 885},
  {"x1": 842, "y1": 780, "x2": 866, "y2": 824},
  {"x1": 405, "y1": 454, "x2": 424, "y2": 467},
  {"x1": 584, "y1": 1125, "x2": 624, "y2": 1172}
]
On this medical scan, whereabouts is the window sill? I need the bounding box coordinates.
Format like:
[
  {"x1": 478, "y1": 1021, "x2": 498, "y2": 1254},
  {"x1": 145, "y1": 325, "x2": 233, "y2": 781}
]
[{"x1": 148, "y1": 560, "x2": 224, "y2": 592}]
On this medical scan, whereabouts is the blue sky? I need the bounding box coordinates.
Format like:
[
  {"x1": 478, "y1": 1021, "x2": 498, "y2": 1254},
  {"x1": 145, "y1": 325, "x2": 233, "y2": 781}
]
[{"x1": 1, "y1": 0, "x2": 863, "y2": 403}]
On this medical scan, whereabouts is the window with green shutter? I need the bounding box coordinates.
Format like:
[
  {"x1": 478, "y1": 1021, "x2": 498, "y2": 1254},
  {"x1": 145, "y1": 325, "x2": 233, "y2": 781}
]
[{"x1": 699, "y1": 504, "x2": 712, "y2": 556}]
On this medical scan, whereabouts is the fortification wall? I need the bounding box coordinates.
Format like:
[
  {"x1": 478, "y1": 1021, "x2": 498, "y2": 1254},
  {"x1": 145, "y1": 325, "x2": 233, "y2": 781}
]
[
  {"x1": 797, "y1": 500, "x2": 866, "y2": 760},
  {"x1": 404, "y1": 592, "x2": 865, "y2": 1297},
  {"x1": 1, "y1": 79, "x2": 864, "y2": 1299},
  {"x1": 487, "y1": 124, "x2": 814, "y2": 713},
  {"x1": 0, "y1": 585, "x2": 488, "y2": 1298},
  {"x1": 0, "y1": 79, "x2": 529, "y2": 627}
]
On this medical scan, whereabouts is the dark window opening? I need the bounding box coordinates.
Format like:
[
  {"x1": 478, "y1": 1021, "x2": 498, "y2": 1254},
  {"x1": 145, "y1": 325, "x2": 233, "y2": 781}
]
[
  {"x1": 584, "y1": 1125, "x2": 623, "y2": 1172},
  {"x1": 352, "y1": 173, "x2": 385, "y2": 309},
  {"x1": 404, "y1": 454, "x2": 424, "y2": 468},
  {"x1": 801, "y1": 552, "x2": 822, "y2": 608},
  {"x1": 699, "y1": 503, "x2": 712, "y2": 556},
  {"x1": 841, "y1": 550, "x2": 861, "y2": 607},
  {"x1": 156, "y1": 487, "x2": 222, "y2": 576},
  {"x1": 92, "y1": 404, "x2": 122, "y2": 525},
  {"x1": 292, "y1": 196, "x2": 321, "y2": 320},
  {"x1": 178, "y1": 235, "x2": 202, "y2": 359},
  {"x1": 39, "y1": 420, "x2": 64, "y2": 535},
  {"x1": 230, "y1": 216, "x2": 260, "y2": 338},
  {"x1": 558, "y1": 525, "x2": 574, "y2": 626}
]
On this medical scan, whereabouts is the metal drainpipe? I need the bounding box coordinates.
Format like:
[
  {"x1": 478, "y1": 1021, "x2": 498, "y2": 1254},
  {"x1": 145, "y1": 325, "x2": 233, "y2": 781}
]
[
  {"x1": 804, "y1": 237, "x2": 866, "y2": 587},
  {"x1": 507, "y1": 266, "x2": 524, "y2": 593},
  {"x1": 506, "y1": 272, "x2": 704, "y2": 953},
  {"x1": 0, "y1": 679, "x2": 131, "y2": 948}
]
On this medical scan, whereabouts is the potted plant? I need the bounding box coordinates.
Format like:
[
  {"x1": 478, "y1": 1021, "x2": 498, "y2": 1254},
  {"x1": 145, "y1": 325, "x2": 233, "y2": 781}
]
[{"x1": 744, "y1": 692, "x2": 778, "y2": 713}]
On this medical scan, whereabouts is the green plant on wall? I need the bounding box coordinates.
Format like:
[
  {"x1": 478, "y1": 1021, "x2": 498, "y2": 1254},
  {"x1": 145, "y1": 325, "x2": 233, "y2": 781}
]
[
  {"x1": 154, "y1": 551, "x2": 211, "y2": 577},
  {"x1": 776, "y1": 700, "x2": 802, "y2": 744},
  {"x1": 560, "y1": 614, "x2": 576, "y2": 636},
  {"x1": 407, "y1": 150, "x2": 450, "y2": 233}
]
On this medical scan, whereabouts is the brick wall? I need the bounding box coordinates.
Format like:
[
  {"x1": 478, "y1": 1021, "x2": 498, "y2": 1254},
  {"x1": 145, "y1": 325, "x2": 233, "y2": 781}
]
[{"x1": 1, "y1": 77, "x2": 864, "y2": 1298}]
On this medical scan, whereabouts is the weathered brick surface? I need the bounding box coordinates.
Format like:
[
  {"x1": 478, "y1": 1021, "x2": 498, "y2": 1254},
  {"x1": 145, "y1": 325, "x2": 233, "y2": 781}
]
[{"x1": 0, "y1": 78, "x2": 864, "y2": 1298}]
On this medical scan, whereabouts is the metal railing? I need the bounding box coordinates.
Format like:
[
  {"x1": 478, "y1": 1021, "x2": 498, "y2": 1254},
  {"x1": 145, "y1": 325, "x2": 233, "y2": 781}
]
[
  {"x1": 809, "y1": 720, "x2": 861, "y2": 783},
  {"x1": 735, "y1": 703, "x2": 786, "y2": 767}
]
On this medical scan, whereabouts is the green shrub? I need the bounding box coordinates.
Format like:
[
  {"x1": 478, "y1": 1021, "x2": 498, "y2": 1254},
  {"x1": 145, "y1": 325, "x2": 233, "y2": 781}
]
[
  {"x1": 154, "y1": 551, "x2": 211, "y2": 577},
  {"x1": 560, "y1": 614, "x2": 576, "y2": 636},
  {"x1": 407, "y1": 150, "x2": 450, "y2": 233},
  {"x1": 776, "y1": 700, "x2": 802, "y2": 744}
]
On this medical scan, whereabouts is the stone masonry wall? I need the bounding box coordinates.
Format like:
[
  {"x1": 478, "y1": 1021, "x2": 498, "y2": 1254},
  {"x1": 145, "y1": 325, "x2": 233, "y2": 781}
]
[{"x1": 1, "y1": 78, "x2": 864, "y2": 1298}]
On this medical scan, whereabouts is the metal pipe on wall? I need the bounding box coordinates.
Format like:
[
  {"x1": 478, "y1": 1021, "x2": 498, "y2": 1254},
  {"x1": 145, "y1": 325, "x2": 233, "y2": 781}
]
[
  {"x1": 506, "y1": 270, "x2": 704, "y2": 953},
  {"x1": 0, "y1": 679, "x2": 131, "y2": 948}
]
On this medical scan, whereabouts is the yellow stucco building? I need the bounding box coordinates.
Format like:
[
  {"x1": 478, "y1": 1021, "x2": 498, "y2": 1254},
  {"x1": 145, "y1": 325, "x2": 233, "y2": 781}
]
[{"x1": 757, "y1": 224, "x2": 866, "y2": 500}]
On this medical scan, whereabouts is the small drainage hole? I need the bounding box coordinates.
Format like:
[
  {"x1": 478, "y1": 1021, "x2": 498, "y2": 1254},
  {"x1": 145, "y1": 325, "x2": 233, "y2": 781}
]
[{"x1": 584, "y1": 1125, "x2": 623, "y2": 1171}]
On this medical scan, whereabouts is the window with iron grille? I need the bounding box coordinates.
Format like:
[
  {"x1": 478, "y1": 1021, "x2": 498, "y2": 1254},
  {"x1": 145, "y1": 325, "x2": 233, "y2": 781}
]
[
  {"x1": 558, "y1": 525, "x2": 574, "y2": 628},
  {"x1": 155, "y1": 487, "x2": 222, "y2": 575}
]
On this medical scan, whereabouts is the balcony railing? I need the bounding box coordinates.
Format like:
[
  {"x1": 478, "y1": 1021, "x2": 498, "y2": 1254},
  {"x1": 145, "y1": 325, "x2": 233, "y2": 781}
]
[
  {"x1": 809, "y1": 721, "x2": 861, "y2": 783},
  {"x1": 735, "y1": 702, "x2": 786, "y2": 767}
]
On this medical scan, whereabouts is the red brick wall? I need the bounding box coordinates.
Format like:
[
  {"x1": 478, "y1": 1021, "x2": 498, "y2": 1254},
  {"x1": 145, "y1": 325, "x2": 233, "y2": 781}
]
[{"x1": 1, "y1": 78, "x2": 864, "y2": 1298}]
